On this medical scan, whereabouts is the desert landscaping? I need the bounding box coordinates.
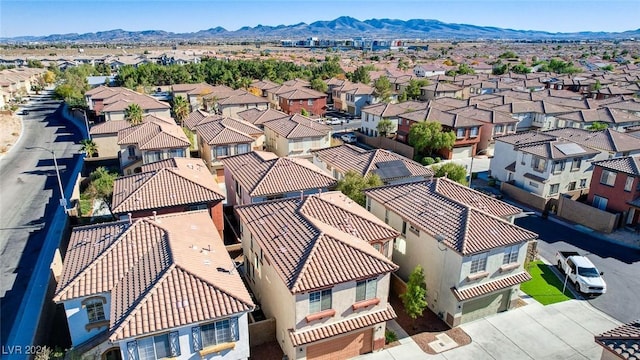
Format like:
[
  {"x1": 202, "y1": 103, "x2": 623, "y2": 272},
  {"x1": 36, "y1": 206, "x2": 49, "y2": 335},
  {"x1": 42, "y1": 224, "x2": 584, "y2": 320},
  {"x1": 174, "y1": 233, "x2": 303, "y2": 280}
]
[{"x1": 0, "y1": 113, "x2": 21, "y2": 155}]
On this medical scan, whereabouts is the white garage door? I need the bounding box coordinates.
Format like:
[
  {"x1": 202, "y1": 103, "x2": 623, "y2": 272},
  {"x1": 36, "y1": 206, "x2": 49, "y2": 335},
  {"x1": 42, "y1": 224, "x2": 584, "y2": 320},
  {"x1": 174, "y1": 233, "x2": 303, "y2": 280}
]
[
  {"x1": 460, "y1": 290, "x2": 510, "y2": 324},
  {"x1": 452, "y1": 146, "x2": 473, "y2": 159}
]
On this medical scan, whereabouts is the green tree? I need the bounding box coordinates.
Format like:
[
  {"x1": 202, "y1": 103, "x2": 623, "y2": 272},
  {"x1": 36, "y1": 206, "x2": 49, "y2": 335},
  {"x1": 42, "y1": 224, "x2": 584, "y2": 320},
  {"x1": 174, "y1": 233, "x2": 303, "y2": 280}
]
[
  {"x1": 511, "y1": 63, "x2": 531, "y2": 74},
  {"x1": 401, "y1": 265, "x2": 428, "y2": 329},
  {"x1": 376, "y1": 119, "x2": 394, "y2": 137},
  {"x1": 408, "y1": 121, "x2": 456, "y2": 156},
  {"x1": 336, "y1": 170, "x2": 383, "y2": 206},
  {"x1": 401, "y1": 79, "x2": 430, "y2": 101},
  {"x1": 373, "y1": 76, "x2": 392, "y2": 103},
  {"x1": 498, "y1": 51, "x2": 518, "y2": 59},
  {"x1": 310, "y1": 78, "x2": 328, "y2": 93},
  {"x1": 85, "y1": 167, "x2": 119, "y2": 218},
  {"x1": 349, "y1": 66, "x2": 371, "y2": 84},
  {"x1": 300, "y1": 108, "x2": 310, "y2": 116},
  {"x1": 587, "y1": 122, "x2": 608, "y2": 131},
  {"x1": 172, "y1": 95, "x2": 190, "y2": 126},
  {"x1": 124, "y1": 103, "x2": 143, "y2": 125},
  {"x1": 79, "y1": 139, "x2": 98, "y2": 157},
  {"x1": 432, "y1": 162, "x2": 469, "y2": 185}
]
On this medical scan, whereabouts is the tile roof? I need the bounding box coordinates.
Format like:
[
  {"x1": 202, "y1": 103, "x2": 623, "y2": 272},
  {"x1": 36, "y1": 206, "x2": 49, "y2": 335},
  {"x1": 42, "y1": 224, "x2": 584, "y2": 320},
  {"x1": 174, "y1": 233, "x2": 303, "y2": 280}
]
[
  {"x1": 183, "y1": 109, "x2": 212, "y2": 130},
  {"x1": 451, "y1": 272, "x2": 532, "y2": 301},
  {"x1": 277, "y1": 87, "x2": 327, "y2": 100},
  {"x1": 54, "y1": 211, "x2": 254, "y2": 341},
  {"x1": 111, "y1": 159, "x2": 224, "y2": 214},
  {"x1": 221, "y1": 151, "x2": 336, "y2": 197},
  {"x1": 364, "y1": 179, "x2": 536, "y2": 255},
  {"x1": 236, "y1": 108, "x2": 289, "y2": 126},
  {"x1": 544, "y1": 128, "x2": 640, "y2": 153},
  {"x1": 196, "y1": 117, "x2": 260, "y2": 145},
  {"x1": 117, "y1": 116, "x2": 190, "y2": 150},
  {"x1": 235, "y1": 192, "x2": 398, "y2": 293},
  {"x1": 517, "y1": 140, "x2": 599, "y2": 160},
  {"x1": 312, "y1": 144, "x2": 433, "y2": 182},
  {"x1": 263, "y1": 114, "x2": 331, "y2": 139},
  {"x1": 556, "y1": 107, "x2": 640, "y2": 125},
  {"x1": 217, "y1": 91, "x2": 270, "y2": 106},
  {"x1": 89, "y1": 120, "x2": 131, "y2": 135},
  {"x1": 361, "y1": 101, "x2": 430, "y2": 118},
  {"x1": 449, "y1": 105, "x2": 518, "y2": 125},
  {"x1": 289, "y1": 305, "x2": 396, "y2": 346},
  {"x1": 595, "y1": 320, "x2": 640, "y2": 360},
  {"x1": 593, "y1": 156, "x2": 640, "y2": 176}
]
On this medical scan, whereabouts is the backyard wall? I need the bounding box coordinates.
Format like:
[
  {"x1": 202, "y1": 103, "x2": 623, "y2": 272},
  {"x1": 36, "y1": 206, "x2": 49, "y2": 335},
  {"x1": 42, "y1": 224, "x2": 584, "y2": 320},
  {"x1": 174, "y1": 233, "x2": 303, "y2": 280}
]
[
  {"x1": 390, "y1": 272, "x2": 407, "y2": 298},
  {"x1": 358, "y1": 134, "x2": 415, "y2": 159},
  {"x1": 557, "y1": 195, "x2": 619, "y2": 233},
  {"x1": 500, "y1": 182, "x2": 549, "y2": 211},
  {"x1": 248, "y1": 318, "x2": 276, "y2": 347}
]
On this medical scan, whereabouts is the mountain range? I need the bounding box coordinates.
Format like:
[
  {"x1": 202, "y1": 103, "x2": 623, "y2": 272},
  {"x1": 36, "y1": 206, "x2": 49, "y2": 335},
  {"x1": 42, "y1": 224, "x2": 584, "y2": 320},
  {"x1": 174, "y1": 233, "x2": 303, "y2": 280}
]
[{"x1": 2, "y1": 16, "x2": 639, "y2": 43}]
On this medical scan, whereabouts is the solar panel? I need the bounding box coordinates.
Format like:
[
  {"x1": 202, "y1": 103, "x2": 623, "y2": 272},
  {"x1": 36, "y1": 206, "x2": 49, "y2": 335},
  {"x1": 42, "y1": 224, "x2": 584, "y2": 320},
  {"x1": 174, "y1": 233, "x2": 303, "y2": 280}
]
[
  {"x1": 555, "y1": 142, "x2": 586, "y2": 155},
  {"x1": 374, "y1": 162, "x2": 411, "y2": 180}
]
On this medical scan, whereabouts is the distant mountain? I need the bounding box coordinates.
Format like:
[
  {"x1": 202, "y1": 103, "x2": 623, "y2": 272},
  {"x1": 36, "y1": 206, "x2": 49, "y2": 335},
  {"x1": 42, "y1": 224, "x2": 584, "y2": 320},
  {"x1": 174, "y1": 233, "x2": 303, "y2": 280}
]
[{"x1": 2, "y1": 17, "x2": 639, "y2": 43}]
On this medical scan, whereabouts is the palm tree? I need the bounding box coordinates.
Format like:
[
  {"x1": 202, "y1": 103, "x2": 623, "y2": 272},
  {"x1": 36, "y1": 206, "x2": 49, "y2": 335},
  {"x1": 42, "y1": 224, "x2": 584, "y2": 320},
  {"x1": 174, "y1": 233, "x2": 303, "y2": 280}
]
[
  {"x1": 172, "y1": 95, "x2": 190, "y2": 127},
  {"x1": 80, "y1": 139, "x2": 98, "y2": 157},
  {"x1": 124, "y1": 103, "x2": 143, "y2": 125}
]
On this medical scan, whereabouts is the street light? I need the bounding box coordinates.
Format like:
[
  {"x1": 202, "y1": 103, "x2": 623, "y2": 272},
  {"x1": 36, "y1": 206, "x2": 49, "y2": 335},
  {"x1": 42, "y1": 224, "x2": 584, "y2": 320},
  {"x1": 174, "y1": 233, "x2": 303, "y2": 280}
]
[
  {"x1": 28, "y1": 147, "x2": 68, "y2": 213},
  {"x1": 468, "y1": 148, "x2": 490, "y2": 189},
  {"x1": 78, "y1": 108, "x2": 91, "y2": 140}
]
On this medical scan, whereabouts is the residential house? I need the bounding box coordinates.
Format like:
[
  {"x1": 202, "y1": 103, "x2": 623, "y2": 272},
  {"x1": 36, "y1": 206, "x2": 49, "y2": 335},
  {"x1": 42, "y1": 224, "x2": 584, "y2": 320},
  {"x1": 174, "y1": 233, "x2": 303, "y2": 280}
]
[
  {"x1": 448, "y1": 105, "x2": 519, "y2": 155},
  {"x1": 420, "y1": 82, "x2": 465, "y2": 101},
  {"x1": 53, "y1": 211, "x2": 255, "y2": 360},
  {"x1": 555, "y1": 107, "x2": 640, "y2": 132},
  {"x1": 278, "y1": 87, "x2": 328, "y2": 117},
  {"x1": 491, "y1": 100, "x2": 574, "y2": 131},
  {"x1": 332, "y1": 81, "x2": 378, "y2": 116},
  {"x1": 594, "y1": 319, "x2": 640, "y2": 360},
  {"x1": 588, "y1": 156, "x2": 640, "y2": 226},
  {"x1": 171, "y1": 83, "x2": 218, "y2": 110},
  {"x1": 196, "y1": 117, "x2": 265, "y2": 179},
  {"x1": 88, "y1": 120, "x2": 134, "y2": 159},
  {"x1": 248, "y1": 79, "x2": 280, "y2": 98},
  {"x1": 85, "y1": 86, "x2": 171, "y2": 121},
  {"x1": 413, "y1": 64, "x2": 446, "y2": 78},
  {"x1": 235, "y1": 192, "x2": 399, "y2": 359},
  {"x1": 117, "y1": 115, "x2": 191, "y2": 174},
  {"x1": 236, "y1": 108, "x2": 289, "y2": 130},
  {"x1": 360, "y1": 101, "x2": 429, "y2": 138},
  {"x1": 263, "y1": 114, "x2": 332, "y2": 160},
  {"x1": 221, "y1": 151, "x2": 336, "y2": 206},
  {"x1": 312, "y1": 144, "x2": 433, "y2": 183},
  {"x1": 216, "y1": 91, "x2": 270, "y2": 118},
  {"x1": 111, "y1": 157, "x2": 226, "y2": 237},
  {"x1": 364, "y1": 178, "x2": 536, "y2": 327}
]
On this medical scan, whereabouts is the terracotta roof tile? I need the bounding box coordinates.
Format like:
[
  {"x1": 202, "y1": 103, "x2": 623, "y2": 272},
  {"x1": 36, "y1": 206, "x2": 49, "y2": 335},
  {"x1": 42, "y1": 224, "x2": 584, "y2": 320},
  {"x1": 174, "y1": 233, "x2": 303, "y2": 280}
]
[
  {"x1": 117, "y1": 117, "x2": 190, "y2": 150},
  {"x1": 593, "y1": 156, "x2": 640, "y2": 176},
  {"x1": 263, "y1": 114, "x2": 331, "y2": 139},
  {"x1": 544, "y1": 128, "x2": 640, "y2": 153},
  {"x1": 289, "y1": 305, "x2": 396, "y2": 346},
  {"x1": 595, "y1": 320, "x2": 640, "y2": 360},
  {"x1": 236, "y1": 108, "x2": 290, "y2": 126},
  {"x1": 451, "y1": 272, "x2": 531, "y2": 301},
  {"x1": 196, "y1": 117, "x2": 260, "y2": 145}
]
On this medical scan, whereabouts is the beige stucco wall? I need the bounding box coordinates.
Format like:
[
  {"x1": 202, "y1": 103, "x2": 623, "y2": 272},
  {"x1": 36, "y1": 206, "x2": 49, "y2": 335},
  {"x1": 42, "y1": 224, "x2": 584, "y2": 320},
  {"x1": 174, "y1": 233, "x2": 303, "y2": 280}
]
[
  {"x1": 93, "y1": 134, "x2": 120, "y2": 158},
  {"x1": 557, "y1": 195, "x2": 619, "y2": 233}
]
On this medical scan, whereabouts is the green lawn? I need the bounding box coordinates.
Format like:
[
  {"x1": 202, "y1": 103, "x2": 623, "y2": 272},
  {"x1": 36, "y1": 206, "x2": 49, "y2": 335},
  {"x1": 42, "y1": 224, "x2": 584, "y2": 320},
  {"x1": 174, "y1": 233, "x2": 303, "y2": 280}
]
[{"x1": 520, "y1": 260, "x2": 575, "y2": 305}]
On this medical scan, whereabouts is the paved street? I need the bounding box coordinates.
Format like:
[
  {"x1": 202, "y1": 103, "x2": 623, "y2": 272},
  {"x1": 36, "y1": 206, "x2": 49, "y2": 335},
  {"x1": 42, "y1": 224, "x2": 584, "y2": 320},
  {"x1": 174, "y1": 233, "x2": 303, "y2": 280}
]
[
  {"x1": 0, "y1": 95, "x2": 82, "y2": 345},
  {"x1": 515, "y1": 215, "x2": 640, "y2": 323}
]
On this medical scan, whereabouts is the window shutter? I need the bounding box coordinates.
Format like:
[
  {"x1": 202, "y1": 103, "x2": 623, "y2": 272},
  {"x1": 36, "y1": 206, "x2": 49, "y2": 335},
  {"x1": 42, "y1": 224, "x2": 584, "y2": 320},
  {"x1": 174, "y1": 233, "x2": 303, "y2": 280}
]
[
  {"x1": 230, "y1": 317, "x2": 239, "y2": 341},
  {"x1": 126, "y1": 341, "x2": 138, "y2": 360},
  {"x1": 192, "y1": 326, "x2": 202, "y2": 351},
  {"x1": 169, "y1": 331, "x2": 181, "y2": 357}
]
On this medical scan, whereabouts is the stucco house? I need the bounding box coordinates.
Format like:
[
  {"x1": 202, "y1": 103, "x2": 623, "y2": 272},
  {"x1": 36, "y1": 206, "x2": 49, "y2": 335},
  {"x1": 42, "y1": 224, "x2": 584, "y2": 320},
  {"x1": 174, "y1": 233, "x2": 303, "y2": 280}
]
[
  {"x1": 364, "y1": 178, "x2": 537, "y2": 327},
  {"x1": 360, "y1": 101, "x2": 428, "y2": 138},
  {"x1": 221, "y1": 151, "x2": 336, "y2": 206},
  {"x1": 53, "y1": 211, "x2": 255, "y2": 360},
  {"x1": 235, "y1": 192, "x2": 399, "y2": 360},
  {"x1": 263, "y1": 114, "x2": 332, "y2": 160},
  {"x1": 588, "y1": 155, "x2": 640, "y2": 226}
]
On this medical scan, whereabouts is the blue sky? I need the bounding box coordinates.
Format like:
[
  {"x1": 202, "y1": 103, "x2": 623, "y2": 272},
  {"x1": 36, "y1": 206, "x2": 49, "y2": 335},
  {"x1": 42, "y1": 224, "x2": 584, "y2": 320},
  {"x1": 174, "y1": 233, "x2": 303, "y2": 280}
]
[{"x1": 1, "y1": 0, "x2": 638, "y2": 38}]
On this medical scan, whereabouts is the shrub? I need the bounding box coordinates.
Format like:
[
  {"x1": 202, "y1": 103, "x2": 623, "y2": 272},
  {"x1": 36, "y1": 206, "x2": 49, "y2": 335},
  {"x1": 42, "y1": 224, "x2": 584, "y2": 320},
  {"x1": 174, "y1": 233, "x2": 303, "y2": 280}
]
[
  {"x1": 385, "y1": 329, "x2": 398, "y2": 344},
  {"x1": 421, "y1": 157, "x2": 435, "y2": 166},
  {"x1": 434, "y1": 157, "x2": 442, "y2": 163}
]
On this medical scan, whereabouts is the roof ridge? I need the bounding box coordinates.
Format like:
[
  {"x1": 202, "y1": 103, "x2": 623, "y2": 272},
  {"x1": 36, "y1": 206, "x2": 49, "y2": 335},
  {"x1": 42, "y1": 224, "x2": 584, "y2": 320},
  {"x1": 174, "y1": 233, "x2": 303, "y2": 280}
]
[
  {"x1": 112, "y1": 171, "x2": 159, "y2": 212},
  {"x1": 249, "y1": 157, "x2": 282, "y2": 195},
  {"x1": 165, "y1": 167, "x2": 222, "y2": 195}
]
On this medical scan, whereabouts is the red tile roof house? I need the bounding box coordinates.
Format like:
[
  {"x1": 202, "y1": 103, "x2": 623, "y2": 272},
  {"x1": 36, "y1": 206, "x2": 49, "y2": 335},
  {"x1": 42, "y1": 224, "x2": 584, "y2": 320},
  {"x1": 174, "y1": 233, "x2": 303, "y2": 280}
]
[
  {"x1": 53, "y1": 211, "x2": 255, "y2": 360},
  {"x1": 116, "y1": 115, "x2": 191, "y2": 175},
  {"x1": 262, "y1": 114, "x2": 332, "y2": 160},
  {"x1": 85, "y1": 86, "x2": 172, "y2": 121},
  {"x1": 360, "y1": 101, "x2": 429, "y2": 138},
  {"x1": 278, "y1": 87, "x2": 328, "y2": 117},
  {"x1": 236, "y1": 108, "x2": 290, "y2": 130},
  {"x1": 235, "y1": 192, "x2": 399, "y2": 359},
  {"x1": 594, "y1": 319, "x2": 640, "y2": 360},
  {"x1": 221, "y1": 151, "x2": 336, "y2": 206},
  {"x1": 588, "y1": 156, "x2": 640, "y2": 227},
  {"x1": 331, "y1": 80, "x2": 378, "y2": 116},
  {"x1": 311, "y1": 144, "x2": 433, "y2": 183},
  {"x1": 111, "y1": 157, "x2": 226, "y2": 237},
  {"x1": 448, "y1": 104, "x2": 519, "y2": 156},
  {"x1": 364, "y1": 178, "x2": 537, "y2": 327},
  {"x1": 216, "y1": 91, "x2": 270, "y2": 119},
  {"x1": 398, "y1": 107, "x2": 484, "y2": 159},
  {"x1": 171, "y1": 82, "x2": 218, "y2": 110},
  {"x1": 195, "y1": 116, "x2": 265, "y2": 179}
]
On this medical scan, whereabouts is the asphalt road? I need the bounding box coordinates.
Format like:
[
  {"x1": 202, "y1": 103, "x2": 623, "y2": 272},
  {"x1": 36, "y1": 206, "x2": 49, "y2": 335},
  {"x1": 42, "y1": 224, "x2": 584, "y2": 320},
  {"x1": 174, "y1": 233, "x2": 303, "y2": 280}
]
[
  {"x1": 0, "y1": 94, "x2": 82, "y2": 345},
  {"x1": 515, "y1": 215, "x2": 640, "y2": 323}
]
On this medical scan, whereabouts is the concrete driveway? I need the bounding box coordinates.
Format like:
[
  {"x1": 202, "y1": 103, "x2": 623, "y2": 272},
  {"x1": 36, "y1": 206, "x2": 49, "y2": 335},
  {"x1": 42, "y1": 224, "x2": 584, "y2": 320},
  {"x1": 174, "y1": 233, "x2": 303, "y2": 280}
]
[{"x1": 357, "y1": 297, "x2": 620, "y2": 359}]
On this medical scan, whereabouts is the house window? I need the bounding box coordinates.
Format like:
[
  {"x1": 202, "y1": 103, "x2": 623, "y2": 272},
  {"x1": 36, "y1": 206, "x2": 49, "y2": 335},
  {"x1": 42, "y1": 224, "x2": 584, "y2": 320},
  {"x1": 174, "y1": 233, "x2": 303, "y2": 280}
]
[
  {"x1": 469, "y1": 127, "x2": 479, "y2": 138},
  {"x1": 494, "y1": 125, "x2": 503, "y2": 134},
  {"x1": 456, "y1": 128, "x2": 465, "y2": 138},
  {"x1": 365, "y1": 197, "x2": 371, "y2": 211},
  {"x1": 146, "y1": 151, "x2": 162, "y2": 163},
  {"x1": 624, "y1": 176, "x2": 634, "y2": 192},
  {"x1": 200, "y1": 319, "x2": 237, "y2": 347},
  {"x1": 127, "y1": 145, "x2": 136, "y2": 158},
  {"x1": 355, "y1": 278, "x2": 377, "y2": 302},
  {"x1": 571, "y1": 158, "x2": 582, "y2": 171},
  {"x1": 568, "y1": 181, "x2": 576, "y2": 191},
  {"x1": 600, "y1": 170, "x2": 617, "y2": 186},
  {"x1": 593, "y1": 195, "x2": 608, "y2": 210},
  {"x1": 85, "y1": 299, "x2": 105, "y2": 323},
  {"x1": 401, "y1": 221, "x2": 407, "y2": 236},
  {"x1": 552, "y1": 161, "x2": 565, "y2": 174},
  {"x1": 384, "y1": 209, "x2": 389, "y2": 224},
  {"x1": 308, "y1": 99, "x2": 313, "y2": 105},
  {"x1": 373, "y1": 243, "x2": 382, "y2": 252},
  {"x1": 529, "y1": 181, "x2": 539, "y2": 188},
  {"x1": 137, "y1": 334, "x2": 172, "y2": 360},
  {"x1": 549, "y1": 183, "x2": 560, "y2": 195},
  {"x1": 309, "y1": 289, "x2": 332, "y2": 313},
  {"x1": 215, "y1": 146, "x2": 229, "y2": 159},
  {"x1": 532, "y1": 157, "x2": 546, "y2": 172},
  {"x1": 169, "y1": 148, "x2": 184, "y2": 158},
  {"x1": 409, "y1": 224, "x2": 419, "y2": 235},
  {"x1": 580, "y1": 178, "x2": 587, "y2": 188},
  {"x1": 503, "y1": 245, "x2": 519, "y2": 265},
  {"x1": 470, "y1": 252, "x2": 488, "y2": 274},
  {"x1": 237, "y1": 143, "x2": 250, "y2": 154},
  {"x1": 187, "y1": 203, "x2": 208, "y2": 211}
]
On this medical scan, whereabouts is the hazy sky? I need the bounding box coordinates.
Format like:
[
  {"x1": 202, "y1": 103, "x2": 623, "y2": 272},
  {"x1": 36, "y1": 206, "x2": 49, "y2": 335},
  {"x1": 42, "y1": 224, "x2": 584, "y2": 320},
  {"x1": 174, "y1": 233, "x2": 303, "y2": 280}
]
[{"x1": 1, "y1": 0, "x2": 638, "y2": 38}]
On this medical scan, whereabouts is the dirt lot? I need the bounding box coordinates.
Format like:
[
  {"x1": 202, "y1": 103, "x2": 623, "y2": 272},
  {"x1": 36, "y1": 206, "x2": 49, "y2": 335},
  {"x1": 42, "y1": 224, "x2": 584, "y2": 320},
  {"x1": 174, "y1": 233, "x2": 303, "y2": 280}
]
[{"x1": 0, "y1": 113, "x2": 22, "y2": 155}]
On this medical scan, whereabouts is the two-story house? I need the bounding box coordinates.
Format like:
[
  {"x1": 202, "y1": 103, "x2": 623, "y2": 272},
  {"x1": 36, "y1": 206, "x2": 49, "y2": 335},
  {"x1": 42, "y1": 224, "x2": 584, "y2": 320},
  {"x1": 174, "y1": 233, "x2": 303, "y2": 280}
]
[
  {"x1": 448, "y1": 105, "x2": 519, "y2": 155},
  {"x1": 171, "y1": 82, "x2": 217, "y2": 110},
  {"x1": 117, "y1": 116, "x2": 191, "y2": 174},
  {"x1": 492, "y1": 100, "x2": 575, "y2": 131},
  {"x1": 278, "y1": 87, "x2": 328, "y2": 117},
  {"x1": 331, "y1": 81, "x2": 377, "y2": 116},
  {"x1": 263, "y1": 114, "x2": 332, "y2": 160},
  {"x1": 420, "y1": 82, "x2": 465, "y2": 101},
  {"x1": 221, "y1": 151, "x2": 336, "y2": 206},
  {"x1": 360, "y1": 101, "x2": 429, "y2": 138},
  {"x1": 235, "y1": 192, "x2": 399, "y2": 360},
  {"x1": 588, "y1": 156, "x2": 640, "y2": 226},
  {"x1": 312, "y1": 144, "x2": 433, "y2": 183},
  {"x1": 216, "y1": 91, "x2": 270, "y2": 119},
  {"x1": 111, "y1": 157, "x2": 226, "y2": 237},
  {"x1": 53, "y1": 211, "x2": 255, "y2": 360},
  {"x1": 236, "y1": 108, "x2": 290, "y2": 130},
  {"x1": 364, "y1": 178, "x2": 537, "y2": 327},
  {"x1": 195, "y1": 117, "x2": 265, "y2": 179}
]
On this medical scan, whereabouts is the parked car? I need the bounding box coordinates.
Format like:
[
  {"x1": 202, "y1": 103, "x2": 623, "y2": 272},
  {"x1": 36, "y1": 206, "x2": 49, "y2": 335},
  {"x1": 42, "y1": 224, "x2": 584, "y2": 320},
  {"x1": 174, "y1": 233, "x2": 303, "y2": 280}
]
[
  {"x1": 325, "y1": 117, "x2": 342, "y2": 125},
  {"x1": 472, "y1": 186, "x2": 503, "y2": 199},
  {"x1": 556, "y1": 251, "x2": 606, "y2": 295},
  {"x1": 341, "y1": 133, "x2": 357, "y2": 144}
]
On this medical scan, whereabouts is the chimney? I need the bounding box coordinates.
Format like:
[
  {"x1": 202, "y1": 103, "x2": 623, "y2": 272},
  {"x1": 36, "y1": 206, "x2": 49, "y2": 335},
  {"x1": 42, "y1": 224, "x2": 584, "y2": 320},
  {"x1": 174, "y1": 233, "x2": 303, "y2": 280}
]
[
  {"x1": 128, "y1": 213, "x2": 132, "y2": 225},
  {"x1": 153, "y1": 210, "x2": 157, "y2": 221}
]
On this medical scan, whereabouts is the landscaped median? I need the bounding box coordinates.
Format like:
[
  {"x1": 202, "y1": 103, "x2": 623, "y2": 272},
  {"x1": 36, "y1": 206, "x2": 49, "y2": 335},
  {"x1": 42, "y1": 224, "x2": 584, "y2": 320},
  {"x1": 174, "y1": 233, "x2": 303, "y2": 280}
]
[{"x1": 520, "y1": 260, "x2": 575, "y2": 305}]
